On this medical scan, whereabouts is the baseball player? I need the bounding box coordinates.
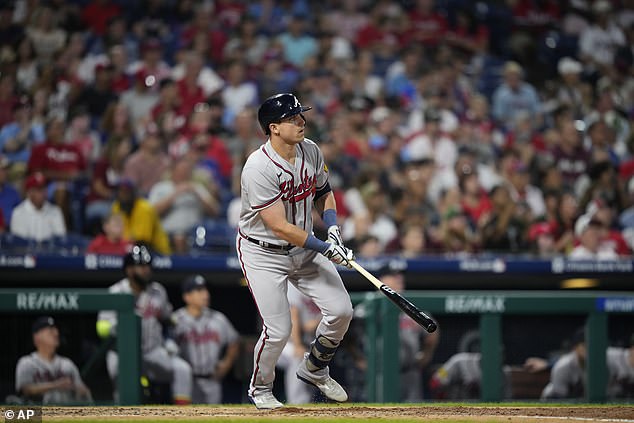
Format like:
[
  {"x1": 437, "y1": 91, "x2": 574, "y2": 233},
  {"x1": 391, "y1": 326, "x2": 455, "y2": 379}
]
[
  {"x1": 15, "y1": 316, "x2": 92, "y2": 404},
  {"x1": 541, "y1": 327, "x2": 587, "y2": 399},
  {"x1": 171, "y1": 274, "x2": 240, "y2": 404},
  {"x1": 96, "y1": 244, "x2": 192, "y2": 404},
  {"x1": 236, "y1": 93, "x2": 354, "y2": 409},
  {"x1": 378, "y1": 262, "x2": 439, "y2": 402},
  {"x1": 606, "y1": 334, "x2": 634, "y2": 399}
]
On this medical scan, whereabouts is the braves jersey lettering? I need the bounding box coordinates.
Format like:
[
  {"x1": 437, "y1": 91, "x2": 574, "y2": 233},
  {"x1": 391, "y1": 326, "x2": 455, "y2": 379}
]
[
  {"x1": 179, "y1": 329, "x2": 221, "y2": 344},
  {"x1": 280, "y1": 169, "x2": 316, "y2": 203}
]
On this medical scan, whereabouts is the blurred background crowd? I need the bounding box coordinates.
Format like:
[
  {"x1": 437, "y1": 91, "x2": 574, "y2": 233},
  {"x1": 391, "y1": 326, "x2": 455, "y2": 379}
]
[{"x1": 0, "y1": 0, "x2": 634, "y2": 259}]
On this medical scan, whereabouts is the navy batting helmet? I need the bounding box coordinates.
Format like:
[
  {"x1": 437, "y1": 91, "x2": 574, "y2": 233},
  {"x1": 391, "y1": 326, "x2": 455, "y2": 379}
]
[
  {"x1": 123, "y1": 244, "x2": 152, "y2": 269},
  {"x1": 257, "y1": 93, "x2": 312, "y2": 135}
]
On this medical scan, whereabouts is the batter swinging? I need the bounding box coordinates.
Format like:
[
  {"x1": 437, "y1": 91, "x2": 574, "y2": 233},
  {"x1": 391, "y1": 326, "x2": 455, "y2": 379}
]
[{"x1": 237, "y1": 93, "x2": 354, "y2": 409}]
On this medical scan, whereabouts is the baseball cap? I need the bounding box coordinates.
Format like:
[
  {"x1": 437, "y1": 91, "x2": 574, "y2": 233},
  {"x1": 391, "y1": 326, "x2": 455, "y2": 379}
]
[
  {"x1": 182, "y1": 274, "x2": 207, "y2": 293},
  {"x1": 558, "y1": 57, "x2": 582, "y2": 75},
  {"x1": 528, "y1": 222, "x2": 555, "y2": 241},
  {"x1": 25, "y1": 172, "x2": 46, "y2": 190},
  {"x1": 571, "y1": 327, "x2": 585, "y2": 346},
  {"x1": 32, "y1": 316, "x2": 56, "y2": 334},
  {"x1": 574, "y1": 213, "x2": 603, "y2": 237}
]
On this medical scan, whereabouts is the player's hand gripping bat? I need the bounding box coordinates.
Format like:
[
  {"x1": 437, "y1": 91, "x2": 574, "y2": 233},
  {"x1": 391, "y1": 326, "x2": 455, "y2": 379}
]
[{"x1": 350, "y1": 260, "x2": 437, "y2": 333}]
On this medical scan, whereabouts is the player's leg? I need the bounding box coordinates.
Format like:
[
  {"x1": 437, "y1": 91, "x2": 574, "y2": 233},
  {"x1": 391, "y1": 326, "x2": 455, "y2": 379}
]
[
  {"x1": 170, "y1": 355, "x2": 193, "y2": 405},
  {"x1": 293, "y1": 251, "x2": 353, "y2": 401},
  {"x1": 198, "y1": 378, "x2": 222, "y2": 404},
  {"x1": 236, "y1": 238, "x2": 291, "y2": 408},
  {"x1": 106, "y1": 350, "x2": 119, "y2": 402}
]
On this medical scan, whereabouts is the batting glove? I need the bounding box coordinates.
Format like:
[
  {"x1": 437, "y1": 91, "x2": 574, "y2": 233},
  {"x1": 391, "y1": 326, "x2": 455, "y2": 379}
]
[
  {"x1": 327, "y1": 225, "x2": 344, "y2": 247},
  {"x1": 323, "y1": 243, "x2": 354, "y2": 268}
]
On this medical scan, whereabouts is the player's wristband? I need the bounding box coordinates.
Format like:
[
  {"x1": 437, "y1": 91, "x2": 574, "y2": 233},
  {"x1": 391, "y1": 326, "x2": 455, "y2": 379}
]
[
  {"x1": 322, "y1": 209, "x2": 337, "y2": 228},
  {"x1": 304, "y1": 234, "x2": 329, "y2": 253}
]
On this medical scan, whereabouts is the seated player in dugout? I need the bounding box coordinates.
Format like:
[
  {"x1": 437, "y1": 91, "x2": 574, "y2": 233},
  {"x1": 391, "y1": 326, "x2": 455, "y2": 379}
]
[
  {"x1": 377, "y1": 261, "x2": 440, "y2": 402},
  {"x1": 15, "y1": 316, "x2": 92, "y2": 404}
]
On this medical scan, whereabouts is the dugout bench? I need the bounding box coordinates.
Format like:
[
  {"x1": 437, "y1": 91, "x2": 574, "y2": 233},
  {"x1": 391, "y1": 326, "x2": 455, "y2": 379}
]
[
  {"x1": 0, "y1": 289, "x2": 141, "y2": 405},
  {"x1": 352, "y1": 290, "x2": 634, "y2": 403}
]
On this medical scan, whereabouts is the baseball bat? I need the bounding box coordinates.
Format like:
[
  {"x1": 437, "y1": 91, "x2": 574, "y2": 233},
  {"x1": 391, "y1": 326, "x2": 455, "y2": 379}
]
[{"x1": 350, "y1": 260, "x2": 437, "y2": 333}]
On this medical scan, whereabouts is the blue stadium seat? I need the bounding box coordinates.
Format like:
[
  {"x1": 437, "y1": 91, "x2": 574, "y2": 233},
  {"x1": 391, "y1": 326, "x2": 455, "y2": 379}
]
[{"x1": 190, "y1": 221, "x2": 237, "y2": 254}]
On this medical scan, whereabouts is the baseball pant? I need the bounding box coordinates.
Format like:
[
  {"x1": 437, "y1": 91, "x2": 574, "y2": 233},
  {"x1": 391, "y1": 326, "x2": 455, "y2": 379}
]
[
  {"x1": 192, "y1": 377, "x2": 222, "y2": 404},
  {"x1": 237, "y1": 238, "x2": 353, "y2": 395}
]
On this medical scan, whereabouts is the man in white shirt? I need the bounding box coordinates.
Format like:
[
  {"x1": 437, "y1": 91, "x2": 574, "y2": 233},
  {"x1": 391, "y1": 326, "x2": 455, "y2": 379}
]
[{"x1": 10, "y1": 172, "x2": 66, "y2": 241}]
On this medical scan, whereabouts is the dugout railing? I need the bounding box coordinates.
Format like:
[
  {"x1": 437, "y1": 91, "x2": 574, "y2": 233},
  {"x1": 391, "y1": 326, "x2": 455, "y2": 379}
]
[
  {"x1": 351, "y1": 290, "x2": 634, "y2": 403},
  {"x1": 0, "y1": 289, "x2": 141, "y2": 405}
]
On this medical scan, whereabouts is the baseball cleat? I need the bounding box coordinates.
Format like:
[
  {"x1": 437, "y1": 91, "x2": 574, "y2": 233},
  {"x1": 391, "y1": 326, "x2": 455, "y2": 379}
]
[
  {"x1": 296, "y1": 355, "x2": 348, "y2": 402},
  {"x1": 248, "y1": 390, "x2": 284, "y2": 409}
]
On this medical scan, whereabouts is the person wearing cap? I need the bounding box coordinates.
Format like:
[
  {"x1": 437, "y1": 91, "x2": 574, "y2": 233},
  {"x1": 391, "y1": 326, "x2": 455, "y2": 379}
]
[
  {"x1": 97, "y1": 244, "x2": 191, "y2": 404},
  {"x1": 568, "y1": 211, "x2": 618, "y2": 260},
  {"x1": 14, "y1": 316, "x2": 92, "y2": 404},
  {"x1": 10, "y1": 172, "x2": 67, "y2": 242},
  {"x1": 171, "y1": 275, "x2": 240, "y2": 404},
  {"x1": 120, "y1": 68, "x2": 159, "y2": 137},
  {"x1": 122, "y1": 129, "x2": 170, "y2": 198},
  {"x1": 376, "y1": 261, "x2": 439, "y2": 402},
  {"x1": 528, "y1": 221, "x2": 557, "y2": 257},
  {"x1": 491, "y1": 61, "x2": 542, "y2": 131},
  {"x1": 112, "y1": 177, "x2": 171, "y2": 255},
  {"x1": 555, "y1": 57, "x2": 587, "y2": 118}
]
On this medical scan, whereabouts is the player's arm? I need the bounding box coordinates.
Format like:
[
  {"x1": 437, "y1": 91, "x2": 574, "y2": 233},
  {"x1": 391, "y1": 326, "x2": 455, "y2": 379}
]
[
  {"x1": 259, "y1": 198, "x2": 353, "y2": 267},
  {"x1": 215, "y1": 340, "x2": 240, "y2": 380},
  {"x1": 259, "y1": 199, "x2": 314, "y2": 247}
]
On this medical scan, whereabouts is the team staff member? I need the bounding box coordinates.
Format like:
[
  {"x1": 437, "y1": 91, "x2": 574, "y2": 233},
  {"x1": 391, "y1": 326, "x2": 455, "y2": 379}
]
[
  {"x1": 236, "y1": 93, "x2": 354, "y2": 409},
  {"x1": 172, "y1": 274, "x2": 240, "y2": 404},
  {"x1": 15, "y1": 316, "x2": 92, "y2": 404}
]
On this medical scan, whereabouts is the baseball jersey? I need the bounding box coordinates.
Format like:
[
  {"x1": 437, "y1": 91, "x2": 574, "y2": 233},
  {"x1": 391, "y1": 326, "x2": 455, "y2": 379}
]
[
  {"x1": 541, "y1": 350, "x2": 585, "y2": 399},
  {"x1": 399, "y1": 314, "x2": 426, "y2": 371},
  {"x1": 239, "y1": 138, "x2": 328, "y2": 244},
  {"x1": 171, "y1": 307, "x2": 239, "y2": 376},
  {"x1": 15, "y1": 352, "x2": 85, "y2": 404},
  {"x1": 607, "y1": 347, "x2": 634, "y2": 399},
  {"x1": 98, "y1": 278, "x2": 172, "y2": 353}
]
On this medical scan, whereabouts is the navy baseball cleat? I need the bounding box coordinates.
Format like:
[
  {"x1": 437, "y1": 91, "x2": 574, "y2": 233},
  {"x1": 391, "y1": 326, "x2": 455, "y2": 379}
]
[{"x1": 296, "y1": 353, "x2": 348, "y2": 402}]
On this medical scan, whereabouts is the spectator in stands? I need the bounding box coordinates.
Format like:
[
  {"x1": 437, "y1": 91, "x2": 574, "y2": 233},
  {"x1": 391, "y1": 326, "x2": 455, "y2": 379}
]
[
  {"x1": 27, "y1": 116, "x2": 87, "y2": 228},
  {"x1": 507, "y1": 159, "x2": 546, "y2": 220},
  {"x1": 619, "y1": 178, "x2": 634, "y2": 250},
  {"x1": 277, "y1": 12, "x2": 318, "y2": 69},
  {"x1": 97, "y1": 245, "x2": 192, "y2": 404},
  {"x1": 528, "y1": 221, "x2": 557, "y2": 258},
  {"x1": 72, "y1": 62, "x2": 118, "y2": 124},
  {"x1": 0, "y1": 96, "x2": 45, "y2": 167},
  {"x1": 589, "y1": 199, "x2": 631, "y2": 256},
  {"x1": 65, "y1": 106, "x2": 101, "y2": 164},
  {"x1": 568, "y1": 212, "x2": 618, "y2": 260},
  {"x1": 99, "y1": 101, "x2": 135, "y2": 146},
  {"x1": 15, "y1": 316, "x2": 92, "y2": 404},
  {"x1": 26, "y1": 5, "x2": 67, "y2": 64},
  {"x1": 122, "y1": 129, "x2": 170, "y2": 198},
  {"x1": 111, "y1": 178, "x2": 171, "y2": 255},
  {"x1": 220, "y1": 60, "x2": 258, "y2": 128},
  {"x1": 481, "y1": 184, "x2": 529, "y2": 253},
  {"x1": 378, "y1": 261, "x2": 439, "y2": 401},
  {"x1": 578, "y1": 0, "x2": 626, "y2": 77},
  {"x1": 148, "y1": 158, "x2": 220, "y2": 254},
  {"x1": 552, "y1": 118, "x2": 591, "y2": 190},
  {"x1": 85, "y1": 136, "x2": 132, "y2": 233},
  {"x1": 492, "y1": 61, "x2": 542, "y2": 130},
  {"x1": 402, "y1": 0, "x2": 448, "y2": 49},
  {"x1": 10, "y1": 172, "x2": 66, "y2": 242},
  {"x1": 223, "y1": 16, "x2": 270, "y2": 68},
  {"x1": 86, "y1": 212, "x2": 132, "y2": 255},
  {"x1": 120, "y1": 69, "x2": 159, "y2": 139},
  {"x1": 458, "y1": 163, "x2": 492, "y2": 230},
  {"x1": 0, "y1": 155, "x2": 20, "y2": 226},
  {"x1": 555, "y1": 57, "x2": 589, "y2": 119},
  {"x1": 394, "y1": 222, "x2": 427, "y2": 258},
  {"x1": 0, "y1": 73, "x2": 18, "y2": 129}
]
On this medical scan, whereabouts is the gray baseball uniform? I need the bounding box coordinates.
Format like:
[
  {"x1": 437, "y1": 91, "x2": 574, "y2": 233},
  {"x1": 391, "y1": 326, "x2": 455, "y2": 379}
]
[
  {"x1": 607, "y1": 347, "x2": 634, "y2": 399},
  {"x1": 236, "y1": 138, "x2": 353, "y2": 398},
  {"x1": 399, "y1": 314, "x2": 426, "y2": 402},
  {"x1": 172, "y1": 307, "x2": 239, "y2": 403},
  {"x1": 15, "y1": 352, "x2": 87, "y2": 404},
  {"x1": 98, "y1": 278, "x2": 192, "y2": 402},
  {"x1": 541, "y1": 350, "x2": 585, "y2": 399}
]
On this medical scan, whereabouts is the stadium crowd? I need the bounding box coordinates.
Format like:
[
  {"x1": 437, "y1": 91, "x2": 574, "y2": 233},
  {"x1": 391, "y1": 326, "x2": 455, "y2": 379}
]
[{"x1": 0, "y1": 0, "x2": 633, "y2": 259}]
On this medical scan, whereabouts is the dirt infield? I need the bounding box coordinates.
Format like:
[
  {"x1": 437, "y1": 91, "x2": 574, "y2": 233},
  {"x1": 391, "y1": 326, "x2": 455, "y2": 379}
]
[{"x1": 38, "y1": 405, "x2": 634, "y2": 422}]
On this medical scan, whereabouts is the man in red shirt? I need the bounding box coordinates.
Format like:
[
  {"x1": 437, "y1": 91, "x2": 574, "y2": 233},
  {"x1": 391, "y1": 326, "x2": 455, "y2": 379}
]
[{"x1": 27, "y1": 116, "x2": 87, "y2": 228}]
